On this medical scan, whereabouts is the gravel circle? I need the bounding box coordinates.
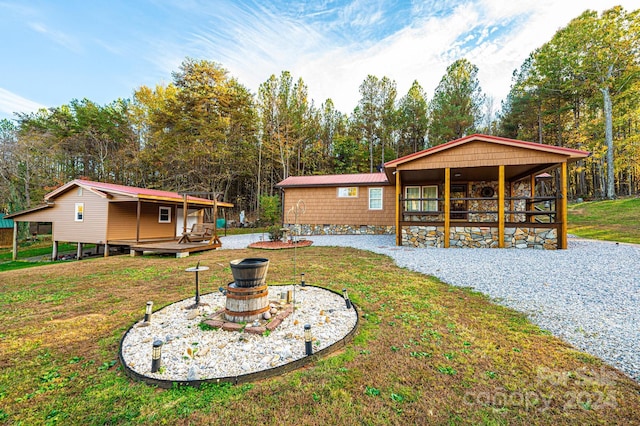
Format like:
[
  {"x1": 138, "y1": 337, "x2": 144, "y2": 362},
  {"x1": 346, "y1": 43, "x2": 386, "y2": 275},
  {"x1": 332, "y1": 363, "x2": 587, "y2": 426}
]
[
  {"x1": 220, "y1": 233, "x2": 640, "y2": 382},
  {"x1": 121, "y1": 285, "x2": 357, "y2": 382}
]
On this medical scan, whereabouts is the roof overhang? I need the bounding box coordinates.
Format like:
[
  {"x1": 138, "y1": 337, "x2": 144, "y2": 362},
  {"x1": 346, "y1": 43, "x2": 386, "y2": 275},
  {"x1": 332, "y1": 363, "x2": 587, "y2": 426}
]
[
  {"x1": 384, "y1": 134, "x2": 591, "y2": 183},
  {"x1": 5, "y1": 203, "x2": 54, "y2": 219}
]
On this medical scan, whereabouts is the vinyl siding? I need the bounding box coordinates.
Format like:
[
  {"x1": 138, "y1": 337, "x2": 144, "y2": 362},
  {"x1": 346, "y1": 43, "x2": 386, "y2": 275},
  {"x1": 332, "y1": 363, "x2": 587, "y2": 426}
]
[{"x1": 49, "y1": 189, "x2": 109, "y2": 243}]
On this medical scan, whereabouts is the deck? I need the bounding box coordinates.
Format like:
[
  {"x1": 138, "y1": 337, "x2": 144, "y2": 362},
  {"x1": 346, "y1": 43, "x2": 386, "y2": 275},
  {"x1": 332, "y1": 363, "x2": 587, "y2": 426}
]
[{"x1": 108, "y1": 238, "x2": 222, "y2": 258}]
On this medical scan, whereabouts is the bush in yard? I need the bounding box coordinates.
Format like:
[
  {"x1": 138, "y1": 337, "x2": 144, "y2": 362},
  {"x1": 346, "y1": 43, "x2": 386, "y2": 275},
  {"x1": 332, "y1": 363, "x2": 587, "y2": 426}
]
[{"x1": 267, "y1": 225, "x2": 284, "y2": 242}]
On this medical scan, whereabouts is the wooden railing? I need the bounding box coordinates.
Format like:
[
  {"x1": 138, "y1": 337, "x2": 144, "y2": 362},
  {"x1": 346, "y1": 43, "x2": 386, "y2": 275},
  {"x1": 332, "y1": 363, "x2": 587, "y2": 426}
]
[{"x1": 400, "y1": 196, "x2": 559, "y2": 224}]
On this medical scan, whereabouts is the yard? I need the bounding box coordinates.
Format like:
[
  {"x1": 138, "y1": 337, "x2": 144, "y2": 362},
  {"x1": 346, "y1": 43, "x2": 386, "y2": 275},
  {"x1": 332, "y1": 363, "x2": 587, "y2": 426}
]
[{"x1": 1, "y1": 243, "x2": 639, "y2": 425}]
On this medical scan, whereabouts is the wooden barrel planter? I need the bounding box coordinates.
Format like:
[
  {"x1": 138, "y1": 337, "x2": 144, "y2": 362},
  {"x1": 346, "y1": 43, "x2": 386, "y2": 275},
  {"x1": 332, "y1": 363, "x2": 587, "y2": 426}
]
[
  {"x1": 226, "y1": 258, "x2": 270, "y2": 322},
  {"x1": 229, "y1": 258, "x2": 269, "y2": 287},
  {"x1": 225, "y1": 284, "x2": 270, "y2": 322}
]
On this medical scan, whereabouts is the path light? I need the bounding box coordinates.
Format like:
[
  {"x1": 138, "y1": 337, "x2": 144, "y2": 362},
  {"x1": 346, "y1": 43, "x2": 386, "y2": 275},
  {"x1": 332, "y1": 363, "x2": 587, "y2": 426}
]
[
  {"x1": 280, "y1": 290, "x2": 287, "y2": 304},
  {"x1": 144, "y1": 301, "x2": 153, "y2": 323},
  {"x1": 151, "y1": 340, "x2": 163, "y2": 373},
  {"x1": 301, "y1": 272, "x2": 306, "y2": 287},
  {"x1": 304, "y1": 324, "x2": 313, "y2": 356},
  {"x1": 342, "y1": 288, "x2": 352, "y2": 309}
]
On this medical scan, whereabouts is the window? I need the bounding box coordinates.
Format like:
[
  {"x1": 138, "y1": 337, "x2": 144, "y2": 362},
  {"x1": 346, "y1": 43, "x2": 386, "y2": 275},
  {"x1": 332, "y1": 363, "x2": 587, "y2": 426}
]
[
  {"x1": 159, "y1": 206, "x2": 171, "y2": 223},
  {"x1": 338, "y1": 187, "x2": 358, "y2": 198},
  {"x1": 405, "y1": 185, "x2": 438, "y2": 212},
  {"x1": 75, "y1": 203, "x2": 84, "y2": 222},
  {"x1": 405, "y1": 187, "x2": 421, "y2": 212},
  {"x1": 369, "y1": 188, "x2": 383, "y2": 210},
  {"x1": 422, "y1": 185, "x2": 438, "y2": 212}
]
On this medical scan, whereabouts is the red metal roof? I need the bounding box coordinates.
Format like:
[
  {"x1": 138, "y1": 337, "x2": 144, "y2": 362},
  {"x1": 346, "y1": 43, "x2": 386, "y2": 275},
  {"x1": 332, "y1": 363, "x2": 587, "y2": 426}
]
[
  {"x1": 45, "y1": 179, "x2": 232, "y2": 207},
  {"x1": 385, "y1": 134, "x2": 591, "y2": 167},
  {"x1": 276, "y1": 173, "x2": 390, "y2": 188}
]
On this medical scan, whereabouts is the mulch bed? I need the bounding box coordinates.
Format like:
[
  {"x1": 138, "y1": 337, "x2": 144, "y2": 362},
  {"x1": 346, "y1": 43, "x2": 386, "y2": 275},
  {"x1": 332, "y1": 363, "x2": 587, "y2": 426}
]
[{"x1": 248, "y1": 240, "x2": 313, "y2": 250}]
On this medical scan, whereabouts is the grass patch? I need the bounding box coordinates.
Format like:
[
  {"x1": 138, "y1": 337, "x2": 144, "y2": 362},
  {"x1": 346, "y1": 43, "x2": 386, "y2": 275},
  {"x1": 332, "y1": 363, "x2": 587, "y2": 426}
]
[
  {"x1": 0, "y1": 247, "x2": 639, "y2": 425},
  {"x1": 568, "y1": 197, "x2": 640, "y2": 243}
]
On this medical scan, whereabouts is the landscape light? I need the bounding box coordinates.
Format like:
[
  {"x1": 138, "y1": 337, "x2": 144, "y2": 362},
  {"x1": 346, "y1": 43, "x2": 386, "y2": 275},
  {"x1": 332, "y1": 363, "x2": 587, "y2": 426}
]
[
  {"x1": 304, "y1": 324, "x2": 313, "y2": 356},
  {"x1": 301, "y1": 273, "x2": 306, "y2": 287},
  {"x1": 151, "y1": 340, "x2": 163, "y2": 373},
  {"x1": 342, "y1": 288, "x2": 352, "y2": 309},
  {"x1": 144, "y1": 301, "x2": 153, "y2": 323}
]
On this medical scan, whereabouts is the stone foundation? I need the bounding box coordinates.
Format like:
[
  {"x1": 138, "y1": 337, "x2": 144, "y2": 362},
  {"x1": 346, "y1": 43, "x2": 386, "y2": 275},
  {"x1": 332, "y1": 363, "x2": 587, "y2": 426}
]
[
  {"x1": 402, "y1": 226, "x2": 446, "y2": 248},
  {"x1": 284, "y1": 224, "x2": 395, "y2": 236},
  {"x1": 401, "y1": 225, "x2": 558, "y2": 249},
  {"x1": 504, "y1": 227, "x2": 557, "y2": 249}
]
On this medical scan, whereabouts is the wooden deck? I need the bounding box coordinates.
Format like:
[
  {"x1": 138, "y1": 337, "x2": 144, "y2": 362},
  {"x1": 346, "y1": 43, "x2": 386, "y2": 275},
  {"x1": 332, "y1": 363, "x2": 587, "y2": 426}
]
[{"x1": 108, "y1": 238, "x2": 221, "y2": 258}]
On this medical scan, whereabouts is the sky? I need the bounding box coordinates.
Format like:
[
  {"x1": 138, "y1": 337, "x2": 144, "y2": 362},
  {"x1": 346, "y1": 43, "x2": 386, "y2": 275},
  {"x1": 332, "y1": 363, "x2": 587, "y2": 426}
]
[{"x1": 1, "y1": 0, "x2": 640, "y2": 121}]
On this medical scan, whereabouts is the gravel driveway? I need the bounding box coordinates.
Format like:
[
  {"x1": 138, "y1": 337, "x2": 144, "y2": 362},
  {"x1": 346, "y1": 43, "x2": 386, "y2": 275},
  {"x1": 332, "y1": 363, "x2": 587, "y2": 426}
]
[{"x1": 219, "y1": 233, "x2": 640, "y2": 382}]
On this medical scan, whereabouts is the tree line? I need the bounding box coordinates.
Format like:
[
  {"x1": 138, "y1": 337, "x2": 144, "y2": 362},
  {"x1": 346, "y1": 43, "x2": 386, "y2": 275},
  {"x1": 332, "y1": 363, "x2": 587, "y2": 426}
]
[{"x1": 1, "y1": 6, "x2": 638, "y2": 217}]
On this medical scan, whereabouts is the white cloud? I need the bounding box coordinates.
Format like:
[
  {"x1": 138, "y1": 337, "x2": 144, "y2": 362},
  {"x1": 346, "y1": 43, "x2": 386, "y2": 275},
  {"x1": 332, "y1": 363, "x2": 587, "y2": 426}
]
[
  {"x1": 28, "y1": 21, "x2": 82, "y2": 53},
  {"x1": 0, "y1": 88, "x2": 46, "y2": 119}
]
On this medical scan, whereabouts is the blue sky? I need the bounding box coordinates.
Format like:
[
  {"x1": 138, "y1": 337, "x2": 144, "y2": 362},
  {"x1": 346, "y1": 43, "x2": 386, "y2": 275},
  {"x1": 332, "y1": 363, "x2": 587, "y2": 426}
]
[{"x1": 1, "y1": 0, "x2": 639, "y2": 121}]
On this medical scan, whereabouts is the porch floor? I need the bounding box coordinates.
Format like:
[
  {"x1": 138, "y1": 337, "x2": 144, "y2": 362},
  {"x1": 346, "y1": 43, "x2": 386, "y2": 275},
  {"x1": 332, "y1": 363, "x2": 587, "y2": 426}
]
[{"x1": 108, "y1": 238, "x2": 221, "y2": 257}]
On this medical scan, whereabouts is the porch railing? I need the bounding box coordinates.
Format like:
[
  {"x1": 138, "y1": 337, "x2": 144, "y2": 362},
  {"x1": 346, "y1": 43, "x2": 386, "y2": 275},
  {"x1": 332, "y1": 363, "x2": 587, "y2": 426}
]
[{"x1": 400, "y1": 196, "x2": 558, "y2": 224}]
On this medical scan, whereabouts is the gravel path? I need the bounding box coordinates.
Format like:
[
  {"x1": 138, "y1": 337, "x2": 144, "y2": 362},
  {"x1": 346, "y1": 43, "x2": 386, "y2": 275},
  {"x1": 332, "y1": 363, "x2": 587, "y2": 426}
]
[{"x1": 220, "y1": 233, "x2": 640, "y2": 382}]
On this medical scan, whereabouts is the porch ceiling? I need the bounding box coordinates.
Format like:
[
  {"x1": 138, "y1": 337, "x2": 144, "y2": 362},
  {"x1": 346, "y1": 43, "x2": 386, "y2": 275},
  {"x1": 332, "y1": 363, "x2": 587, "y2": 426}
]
[{"x1": 398, "y1": 163, "x2": 556, "y2": 184}]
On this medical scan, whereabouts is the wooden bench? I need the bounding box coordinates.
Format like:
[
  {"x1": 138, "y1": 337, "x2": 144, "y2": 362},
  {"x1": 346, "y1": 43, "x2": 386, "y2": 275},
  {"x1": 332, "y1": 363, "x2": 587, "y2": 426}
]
[{"x1": 178, "y1": 223, "x2": 218, "y2": 244}]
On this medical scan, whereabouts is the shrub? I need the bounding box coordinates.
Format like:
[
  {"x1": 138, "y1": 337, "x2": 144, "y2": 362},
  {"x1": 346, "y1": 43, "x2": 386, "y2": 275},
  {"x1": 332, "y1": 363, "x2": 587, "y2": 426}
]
[{"x1": 268, "y1": 225, "x2": 284, "y2": 242}]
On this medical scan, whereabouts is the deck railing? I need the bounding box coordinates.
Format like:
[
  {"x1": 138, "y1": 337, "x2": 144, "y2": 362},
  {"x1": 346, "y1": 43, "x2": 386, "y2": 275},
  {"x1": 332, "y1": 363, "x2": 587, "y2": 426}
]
[{"x1": 400, "y1": 196, "x2": 558, "y2": 224}]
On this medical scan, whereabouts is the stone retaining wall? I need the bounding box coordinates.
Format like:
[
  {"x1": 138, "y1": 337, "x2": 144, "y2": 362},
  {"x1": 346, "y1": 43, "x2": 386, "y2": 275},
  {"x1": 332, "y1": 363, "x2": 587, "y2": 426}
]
[
  {"x1": 402, "y1": 225, "x2": 558, "y2": 249},
  {"x1": 284, "y1": 224, "x2": 395, "y2": 236}
]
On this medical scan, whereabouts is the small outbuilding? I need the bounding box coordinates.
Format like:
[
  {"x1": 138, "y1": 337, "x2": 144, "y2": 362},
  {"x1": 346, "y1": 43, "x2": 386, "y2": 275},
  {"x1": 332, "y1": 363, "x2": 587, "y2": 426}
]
[
  {"x1": 0, "y1": 214, "x2": 14, "y2": 248},
  {"x1": 276, "y1": 134, "x2": 590, "y2": 249},
  {"x1": 5, "y1": 179, "x2": 233, "y2": 259}
]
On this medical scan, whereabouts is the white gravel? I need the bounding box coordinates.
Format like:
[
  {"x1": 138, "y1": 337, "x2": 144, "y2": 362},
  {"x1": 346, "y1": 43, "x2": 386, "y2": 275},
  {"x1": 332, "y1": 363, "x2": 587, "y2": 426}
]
[
  {"x1": 121, "y1": 284, "x2": 357, "y2": 382},
  {"x1": 220, "y1": 233, "x2": 640, "y2": 382}
]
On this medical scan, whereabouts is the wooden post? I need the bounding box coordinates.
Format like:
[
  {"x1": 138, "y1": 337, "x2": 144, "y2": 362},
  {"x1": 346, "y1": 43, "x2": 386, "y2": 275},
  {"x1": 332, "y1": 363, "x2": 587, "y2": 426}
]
[
  {"x1": 444, "y1": 168, "x2": 450, "y2": 248},
  {"x1": 395, "y1": 170, "x2": 401, "y2": 246},
  {"x1": 182, "y1": 194, "x2": 188, "y2": 235},
  {"x1": 12, "y1": 221, "x2": 18, "y2": 261},
  {"x1": 136, "y1": 200, "x2": 141, "y2": 242},
  {"x1": 560, "y1": 162, "x2": 568, "y2": 249},
  {"x1": 498, "y1": 165, "x2": 505, "y2": 248},
  {"x1": 213, "y1": 199, "x2": 218, "y2": 243}
]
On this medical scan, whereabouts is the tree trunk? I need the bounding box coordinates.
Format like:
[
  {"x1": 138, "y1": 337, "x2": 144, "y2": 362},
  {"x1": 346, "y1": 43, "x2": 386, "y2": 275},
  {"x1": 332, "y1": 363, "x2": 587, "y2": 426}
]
[{"x1": 601, "y1": 72, "x2": 615, "y2": 199}]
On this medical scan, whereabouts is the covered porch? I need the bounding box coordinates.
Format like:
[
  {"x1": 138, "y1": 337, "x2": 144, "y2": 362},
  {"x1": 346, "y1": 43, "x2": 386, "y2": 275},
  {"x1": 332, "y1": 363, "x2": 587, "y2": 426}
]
[{"x1": 384, "y1": 134, "x2": 590, "y2": 249}]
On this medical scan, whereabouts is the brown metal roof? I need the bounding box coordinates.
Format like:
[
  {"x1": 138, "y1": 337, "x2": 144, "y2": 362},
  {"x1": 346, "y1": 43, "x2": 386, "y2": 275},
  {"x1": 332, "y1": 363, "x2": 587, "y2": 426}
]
[{"x1": 276, "y1": 172, "x2": 390, "y2": 188}]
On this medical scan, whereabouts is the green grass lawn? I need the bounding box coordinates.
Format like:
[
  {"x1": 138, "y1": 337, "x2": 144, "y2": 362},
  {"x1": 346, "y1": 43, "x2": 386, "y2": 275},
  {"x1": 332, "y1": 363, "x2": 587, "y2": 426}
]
[
  {"x1": 568, "y1": 197, "x2": 640, "y2": 243},
  {"x1": 1, "y1": 247, "x2": 639, "y2": 425}
]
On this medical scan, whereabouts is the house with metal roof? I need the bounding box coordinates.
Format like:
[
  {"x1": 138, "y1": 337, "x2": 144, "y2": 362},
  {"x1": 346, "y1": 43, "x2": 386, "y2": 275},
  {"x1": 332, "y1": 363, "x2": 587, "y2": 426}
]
[
  {"x1": 5, "y1": 179, "x2": 233, "y2": 260},
  {"x1": 276, "y1": 134, "x2": 590, "y2": 249}
]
